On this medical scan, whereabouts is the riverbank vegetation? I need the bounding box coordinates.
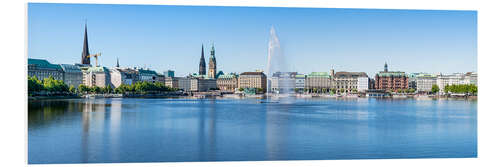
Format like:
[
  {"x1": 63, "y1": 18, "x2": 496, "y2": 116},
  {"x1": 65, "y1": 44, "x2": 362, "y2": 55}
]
[{"x1": 28, "y1": 76, "x2": 179, "y2": 96}]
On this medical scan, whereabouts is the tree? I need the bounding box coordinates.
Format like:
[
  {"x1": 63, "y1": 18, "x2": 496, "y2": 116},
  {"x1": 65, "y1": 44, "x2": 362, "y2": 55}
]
[
  {"x1": 78, "y1": 84, "x2": 89, "y2": 94},
  {"x1": 352, "y1": 88, "x2": 358, "y2": 93},
  {"x1": 322, "y1": 88, "x2": 327, "y2": 94},
  {"x1": 340, "y1": 88, "x2": 345, "y2": 93},
  {"x1": 256, "y1": 88, "x2": 264, "y2": 94},
  {"x1": 431, "y1": 84, "x2": 440, "y2": 94},
  {"x1": 69, "y1": 85, "x2": 75, "y2": 93},
  {"x1": 312, "y1": 88, "x2": 317, "y2": 93},
  {"x1": 409, "y1": 88, "x2": 416, "y2": 93},
  {"x1": 238, "y1": 87, "x2": 244, "y2": 92},
  {"x1": 294, "y1": 88, "x2": 299, "y2": 93}
]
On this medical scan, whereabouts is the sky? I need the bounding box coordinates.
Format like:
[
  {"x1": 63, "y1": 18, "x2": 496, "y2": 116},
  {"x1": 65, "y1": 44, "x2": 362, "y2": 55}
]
[{"x1": 28, "y1": 3, "x2": 477, "y2": 77}]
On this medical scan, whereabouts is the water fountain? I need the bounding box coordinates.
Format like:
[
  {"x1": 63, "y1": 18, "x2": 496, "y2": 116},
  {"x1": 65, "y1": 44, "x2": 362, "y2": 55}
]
[{"x1": 266, "y1": 26, "x2": 294, "y2": 102}]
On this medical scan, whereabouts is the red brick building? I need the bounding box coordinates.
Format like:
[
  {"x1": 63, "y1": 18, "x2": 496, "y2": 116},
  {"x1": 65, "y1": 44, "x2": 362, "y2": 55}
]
[{"x1": 375, "y1": 63, "x2": 409, "y2": 91}]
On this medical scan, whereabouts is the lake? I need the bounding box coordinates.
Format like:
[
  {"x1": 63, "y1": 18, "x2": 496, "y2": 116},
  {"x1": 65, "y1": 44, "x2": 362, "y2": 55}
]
[{"x1": 28, "y1": 98, "x2": 477, "y2": 164}]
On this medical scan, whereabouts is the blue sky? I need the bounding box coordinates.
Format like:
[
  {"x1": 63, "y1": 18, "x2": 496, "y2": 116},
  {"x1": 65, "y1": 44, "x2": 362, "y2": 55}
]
[{"x1": 28, "y1": 3, "x2": 477, "y2": 77}]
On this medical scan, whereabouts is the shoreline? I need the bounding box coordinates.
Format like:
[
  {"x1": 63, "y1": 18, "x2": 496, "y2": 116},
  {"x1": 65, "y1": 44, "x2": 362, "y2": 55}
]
[{"x1": 28, "y1": 93, "x2": 477, "y2": 101}]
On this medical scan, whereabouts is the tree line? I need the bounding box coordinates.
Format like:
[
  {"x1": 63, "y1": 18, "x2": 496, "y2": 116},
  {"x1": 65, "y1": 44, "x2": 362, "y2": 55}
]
[
  {"x1": 28, "y1": 76, "x2": 179, "y2": 96},
  {"x1": 431, "y1": 84, "x2": 477, "y2": 95}
]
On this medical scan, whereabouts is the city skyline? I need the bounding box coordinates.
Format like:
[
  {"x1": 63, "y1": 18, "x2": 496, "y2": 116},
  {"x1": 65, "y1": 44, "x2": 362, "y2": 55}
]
[{"x1": 28, "y1": 3, "x2": 477, "y2": 77}]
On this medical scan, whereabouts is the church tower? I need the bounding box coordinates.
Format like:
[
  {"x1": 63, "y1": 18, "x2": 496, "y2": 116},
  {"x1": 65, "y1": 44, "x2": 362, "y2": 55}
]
[
  {"x1": 199, "y1": 44, "x2": 206, "y2": 75},
  {"x1": 81, "y1": 23, "x2": 91, "y2": 65},
  {"x1": 384, "y1": 62, "x2": 388, "y2": 72},
  {"x1": 208, "y1": 44, "x2": 217, "y2": 78}
]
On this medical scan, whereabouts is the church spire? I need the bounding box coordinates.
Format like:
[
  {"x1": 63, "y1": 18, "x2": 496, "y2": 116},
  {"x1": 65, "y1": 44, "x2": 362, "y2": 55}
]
[
  {"x1": 384, "y1": 62, "x2": 388, "y2": 72},
  {"x1": 199, "y1": 44, "x2": 206, "y2": 75},
  {"x1": 116, "y1": 57, "x2": 120, "y2": 68},
  {"x1": 81, "y1": 22, "x2": 90, "y2": 64}
]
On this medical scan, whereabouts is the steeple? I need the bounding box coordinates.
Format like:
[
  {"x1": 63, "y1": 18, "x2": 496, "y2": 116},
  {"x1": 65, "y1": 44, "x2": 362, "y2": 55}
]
[
  {"x1": 208, "y1": 43, "x2": 217, "y2": 78},
  {"x1": 81, "y1": 22, "x2": 91, "y2": 64},
  {"x1": 199, "y1": 44, "x2": 206, "y2": 75},
  {"x1": 116, "y1": 57, "x2": 120, "y2": 68},
  {"x1": 384, "y1": 62, "x2": 388, "y2": 72}
]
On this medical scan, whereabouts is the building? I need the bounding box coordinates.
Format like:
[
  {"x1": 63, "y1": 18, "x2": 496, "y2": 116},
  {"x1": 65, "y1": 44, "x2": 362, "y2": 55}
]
[
  {"x1": 110, "y1": 68, "x2": 137, "y2": 88},
  {"x1": 59, "y1": 64, "x2": 83, "y2": 88},
  {"x1": 408, "y1": 73, "x2": 419, "y2": 90},
  {"x1": 436, "y1": 72, "x2": 477, "y2": 93},
  {"x1": 357, "y1": 77, "x2": 369, "y2": 92},
  {"x1": 165, "y1": 77, "x2": 179, "y2": 88},
  {"x1": 238, "y1": 72, "x2": 267, "y2": 91},
  {"x1": 208, "y1": 44, "x2": 217, "y2": 78},
  {"x1": 28, "y1": 58, "x2": 64, "y2": 81},
  {"x1": 199, "y1": 45, "x2": 206, "y2": 75},
  {"x1": 82, "y1": 66, "x2": 111, "y2": 87},
  {"x1": 270, "y1": 72, "x2": 297, "y2": 94},
  {"x1": 332, "y1": 71, "x2": 368, "y2": 93},
  {"x1": 374, "y1": 63, "x2": 408, "y2": 91},
  {"x1": 157, "y1": 74, "x2": 166, "y2": 86},
  {"x1": 295, "y1": 74, "x2": 306, "y2": 93},
  {"x1": 416, "y1": 73, "x2": 437, "y2": 93},
  {"x1": 190, "y1": 78, "x2": 217, "y2": 92},
  {"x1": 305, "y1": 72, "x2": 331, "y2": 91},
  {"x1": 178, "y1": 77, "x2": 192, "y2": 91},
  {"x1": 464, "y1": 72, "x2": 478, "y2": 85},
  {"x1": 164, "y1": 70, "x2": 175, "y2": 78},
  {"x1": 217, "y1": 74, "x2": 238, "y2": 92},
  {"x1": 137, "y1": 68, "x2": 159, "y2": 83},
  {"x1": 81, "y1": 23, "x2": 91, "y2": 65}
]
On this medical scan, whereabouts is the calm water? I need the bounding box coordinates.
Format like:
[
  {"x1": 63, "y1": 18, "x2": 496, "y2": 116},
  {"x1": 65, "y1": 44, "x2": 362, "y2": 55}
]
[{"x1": 28, "y1": 98, "x2": 477, "y2": 164}]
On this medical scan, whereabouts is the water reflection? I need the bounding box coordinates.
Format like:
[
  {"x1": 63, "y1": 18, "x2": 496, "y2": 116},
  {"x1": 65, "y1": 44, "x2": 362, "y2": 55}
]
[{"x1": 28, "y1": 98, "x2": 477, "y2": 164}]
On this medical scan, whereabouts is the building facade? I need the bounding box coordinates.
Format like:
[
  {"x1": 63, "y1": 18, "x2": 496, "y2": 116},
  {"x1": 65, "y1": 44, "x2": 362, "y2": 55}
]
[
  {"x1": 60, "y1": 64, "x2": 83, "y2": 88},
  {"x1": 137, "y1": 68, "x2": 159, "y2": 83},
  {"x1": 110, "y1": 68, "x2": 137, "y2": 88},
  {"x1": 374, "y1": 63, "x2": 408, "y2": 91},
  {"x1": 295, "y1": 74, "x2": 306, "y2": 92},
  {"x1": 332, "y1": 71, "x2": 368, "y2": 93},
  {"x1": 436, "y1": 72, "x2": 477, "y2": 93},
  {"x1": 28, "y1": 58, "x2": 64, "y2": 81},
  {"x1": 305, "y1": 72, "x2": 331, "y2": 91},
  {"x1": 416, "y1": 73, "x2": 437, "y2": 93},
  {"x1": 217, "y1": 74, "x2": 238, "y2": 92},
  {"x1": 238, "y1": 72, "x2": 267, "y2": 91},
  {"x1": 357, "y1": 77, "x2": 369, "y2": 92},
  {"x1": 82, "y1": 66, "x2": 111, "y2": 87},
  {"x1": 270, "y1": 72, "x2": 297, "y2": 94},
  {"x1": 190, "y1": 78, "x2": 217, "y2": 92}
]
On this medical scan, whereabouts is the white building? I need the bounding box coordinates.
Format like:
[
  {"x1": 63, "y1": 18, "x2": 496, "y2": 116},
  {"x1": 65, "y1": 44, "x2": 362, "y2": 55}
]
[
  {"x1": 270, "y1": 72, "x2": 297, "y2": 94},
  {"x1": 110, "y1": 68, "x2": 136, "y2": 88},
  {"x1": 436, "y1": 72, "x2": 476, "y2": 93},
  {"x1": 416, "y1": 73, "x2": 437, "y2": 93},
  {"x1": 357, "y1": 77, "x2": 369, "y2": 92},
  {"x1": 295, "y1": 74, "x2": 306, "y2": 92}
]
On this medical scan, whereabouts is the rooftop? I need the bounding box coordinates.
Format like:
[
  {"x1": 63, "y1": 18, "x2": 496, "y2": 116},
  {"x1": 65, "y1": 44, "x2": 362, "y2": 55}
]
[
  {"x1": 240, "y1": 72, "x2": 265, "y2": 76},
  {"x1": 28, "y1": 58, "x2": 62, "y2": 70},
  {"x1": 334, "y1": 71, "x2": 368, "y2": 78}
]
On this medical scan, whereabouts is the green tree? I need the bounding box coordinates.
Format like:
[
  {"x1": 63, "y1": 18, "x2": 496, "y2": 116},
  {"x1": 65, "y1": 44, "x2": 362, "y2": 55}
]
[
  {"x1": 78, "y1": 84, "x2": 89, "y2": 94},
  {"x1": 294, "y1": 88, "x2": 299, "y2": 93},
  {"x1": 340, "y1": 88, "x2": 345, "y2": 93},
  {"x1": 256, "y1": 88, "x2": 264, "y2": 94},
  {"x1": 312, "y1": 88, "x2": 317, "y2": 93},
  {"x1": 238, "y1": 87, "x2": 244, "y2": 92},
  {"x1": 352, "y1": 88, "x2": 358, "y2": 93},
  {"x1": 321, "y1": 88, "x2": 327, "y2": 94},
  {"x1": 69, "y1": 85, "x2": 75, "y2": 93},
  {"x1": 431, "y1": 84, "x2": 439, "y2": 94}
]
